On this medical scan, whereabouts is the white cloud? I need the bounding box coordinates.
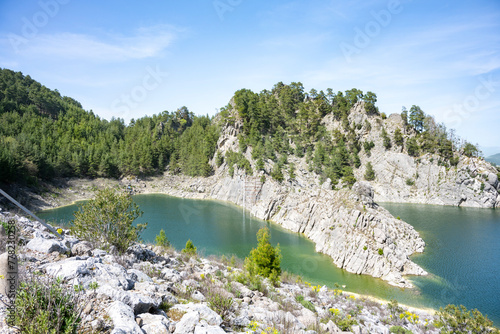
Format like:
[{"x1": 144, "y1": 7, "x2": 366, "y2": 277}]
[{"x1": 8, "y1": 25, "x2": 180, "y2": 62}]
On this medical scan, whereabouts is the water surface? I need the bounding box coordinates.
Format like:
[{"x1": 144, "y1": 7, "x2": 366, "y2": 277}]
[{"x1": 38, "y1": 195, "x2": 500, "y2": 325}]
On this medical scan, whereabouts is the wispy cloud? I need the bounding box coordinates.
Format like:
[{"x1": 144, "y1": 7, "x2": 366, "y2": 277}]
[{"x1": 6, "y1": 25, "x2": 180, "y2": 62}]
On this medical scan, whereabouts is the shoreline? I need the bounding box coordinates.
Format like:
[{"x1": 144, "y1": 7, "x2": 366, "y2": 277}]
[{"x1": 33, "y1": 178, "x2": 441, "y2": 317}]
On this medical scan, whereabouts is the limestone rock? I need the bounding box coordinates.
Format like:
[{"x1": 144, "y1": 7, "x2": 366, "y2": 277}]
[
  {"x1": 26, "y1": 237, "x2": 68, "y2": 254},
  {"x1": 108, "y1": 301, "x2": 144, "y2": 334}
]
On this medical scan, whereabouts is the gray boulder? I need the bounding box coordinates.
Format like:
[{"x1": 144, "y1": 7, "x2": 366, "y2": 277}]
[
  {"x1": 108, "y1": 301, "x2": 144, "y2": 334},
  {"x1": 173, "y1": 311, "x2": 200, "y2": 334},
  {"x1": 194, "y1": 325, "x2": 226, "y2": 334},
  {"x1": 26, "y1": 237, "x2": 68, "y2": 254},
  {"x1": 71, "y1": 241, "x2": 93, "y2": 256},
  {"x1": 138, "y1": 313, "x2": 171, "y2": 334}
]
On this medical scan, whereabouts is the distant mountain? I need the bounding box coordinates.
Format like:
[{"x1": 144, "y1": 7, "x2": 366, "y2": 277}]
[{"x1": 486, "y1": 153, "x2": 500, "y2": 166}]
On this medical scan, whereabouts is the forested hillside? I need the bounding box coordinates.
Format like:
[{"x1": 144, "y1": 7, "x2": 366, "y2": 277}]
[
  {"x1": 0, "y1": 68, "x2": 218, "y2": 183},
  {"x1": 0, "y1": 68, "x2": 483, "y2": 188},
  {"x1": 218, "y1": 82, "x2": 482, "y2": 188}
]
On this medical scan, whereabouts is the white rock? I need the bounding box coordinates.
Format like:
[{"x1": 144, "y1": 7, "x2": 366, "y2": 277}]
[
  {"x1": 26, "y1": 237, "x2": 68, "y2": 254},
  {"x1": 108, "y1": 301, "x2": 143, "y2": 334},
  {"x1": 173, "y1": 311, "x2": 200, "y2": 334}
]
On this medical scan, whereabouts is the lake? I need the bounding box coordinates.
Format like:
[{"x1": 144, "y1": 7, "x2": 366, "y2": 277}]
[{"x1": 38, "y1": 195, "x2": 500, "y2": 325}]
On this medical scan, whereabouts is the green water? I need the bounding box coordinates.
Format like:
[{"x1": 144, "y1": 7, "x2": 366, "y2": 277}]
[
  {"x1": 38, "y1": 195, "x2": 500, "y2": 325},
  {"x1": 382, "y1": 203, "x2": 500, "y2": 326}
]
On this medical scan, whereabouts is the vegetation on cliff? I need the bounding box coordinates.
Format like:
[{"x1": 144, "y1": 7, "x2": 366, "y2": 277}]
[{"x1": 0, "y1": 68, "x2": 482, "y2": 189}]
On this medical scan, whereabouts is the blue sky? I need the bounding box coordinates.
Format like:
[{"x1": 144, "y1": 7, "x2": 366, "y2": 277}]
[{"x1": 1, "y1": 0, "x2": 499, "y2": 152}]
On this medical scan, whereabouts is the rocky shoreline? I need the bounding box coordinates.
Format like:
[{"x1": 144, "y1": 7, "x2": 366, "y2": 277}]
[
  {"x1": 0, "y1": 209, "x2": 439, "y2": 334},
  {"x1": 14, "y1": 173, "x2": 427, "y2": 289}
]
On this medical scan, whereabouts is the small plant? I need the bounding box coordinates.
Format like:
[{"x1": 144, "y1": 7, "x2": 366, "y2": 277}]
[
  {"x1": 56, "y1": 228, "x2": 63, "y2": 235},
  {"x1": 14, "y1": 275, "x2": 83, "y2": 333},
  {"x1": 155, "y1": 229, "x2": 170, "y2": 247},
  {"x1": 207, "y1": 289, "x2": 233, "y2": 322},
  {"x1": 390, "y1": 326, "x2": 413, "y2": 334},
  {"x1": 182, "y1": 239, "x2": 197, "y2": 255},
  {"x1": 327, "y1": 307, "x2": 358, "y2": 331},
  {"x1": 88, "y1": 282, "x2": 99, "y2": 291},
  {"x1": 378, "y1": 248, "x2": 384, "y2": 256},
  {"x1": 295, "y1": 294, "x2": 316, "y2": 313},
  {"x1": 363, "y1": 246, "x2": 368, "y2": 251},
  {"x1": 405, "y1": 178, "x2": 415, "y2": 186}
]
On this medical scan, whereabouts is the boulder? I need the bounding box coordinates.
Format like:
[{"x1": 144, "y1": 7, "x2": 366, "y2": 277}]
[
  {"x1": 42, "y1": 258, "x2": 91, "y2": 281},
  {"x1": 171, "y1": 303, "x2": 222, "y2": 326},
  {"x1": 193, "y1": 325, "x2": 226, "y2": 334},
  {"x1": 127, "y1": 244, "x2": 157, "y2": 262},
  {"x1": 173, "y1": 311, "x2": 200, "y2": 334},
  {"x1": 71, "y1": 241, "x2": 93, "y2": 256},
  {"x1": 138, "y1": 313, "x2": 171, "y2": 334},
  {"x1": 26, "y1": 237, "x2": 68, "y2": 254},
  {"x1": 108, "y1": 301, "x2": 144, "y2": 334}
]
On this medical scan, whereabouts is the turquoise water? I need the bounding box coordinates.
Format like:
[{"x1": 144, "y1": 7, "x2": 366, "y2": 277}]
[
  {"x1": 38, "y1": 195, "x2": 500, "y2": 325},
  {"x1": 382, "y1": 203, "x2": 500, "y2": 326}
]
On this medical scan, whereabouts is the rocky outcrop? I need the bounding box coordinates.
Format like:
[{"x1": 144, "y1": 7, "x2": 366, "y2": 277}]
[
  {"x1": 331, "y1": 103, "x2": 500, "y2": 208},
  {"x1": 0, "y1": 210, "x2": 440, "y2": 334}
]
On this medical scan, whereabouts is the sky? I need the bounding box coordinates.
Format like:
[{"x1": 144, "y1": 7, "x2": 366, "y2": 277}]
[{"x1": 0, "y1": 0, "x2": 499, "y2": 153}]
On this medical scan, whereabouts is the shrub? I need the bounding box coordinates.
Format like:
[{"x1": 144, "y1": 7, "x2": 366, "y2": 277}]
[
  {"x1": 155, "y1": 229, "x2": 170, "y2": 247},
  {"x1": 14, "y1": 275, "x2": 83, "y2": 333},
  {"x1": 390, "y1": 326, "x2": 413, "y2": 334},
  {"x1": 378, "y1": 248, "x2": 384, "y2": 256},
  {"x1": 244, "y1": 227, "x2": 282, "y2": 285},
  {"x1": 434, "y1": 304, "x2": 499, "y2": 334},
  {"x1": 182, "y1": 239, "x2": 197, "y2": 255},
  {"x1": 71, "y1": 187, "x2": 147, "y2": 254},
  {"x1": 406, "y1": 178, "x2": 415, "y2": 186},
  {"x1": 295, "y1": 294, "x2": 316, "y2": 313},
  {"x1": 207, "y1": 288, "x2": 233, "y2": 322}
]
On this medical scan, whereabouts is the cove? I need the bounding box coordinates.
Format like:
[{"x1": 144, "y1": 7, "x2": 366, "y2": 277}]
[{"x1": 38, "y1": 194, "x2": 500, "y2": 325}]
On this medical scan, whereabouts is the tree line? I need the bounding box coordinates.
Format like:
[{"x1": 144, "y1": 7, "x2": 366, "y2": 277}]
[{"x1": 0, "y1": 68, "x2": 218, "y2": 184}]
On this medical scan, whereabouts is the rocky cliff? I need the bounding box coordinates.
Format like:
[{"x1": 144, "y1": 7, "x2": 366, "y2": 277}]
[{"x1": 337, "y1": 103, "x2": 500, "y2": 208}]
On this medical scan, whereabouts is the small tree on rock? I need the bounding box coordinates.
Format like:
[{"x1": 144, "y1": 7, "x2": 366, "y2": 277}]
[
  {"x1": 71, "y1": 187, "x2": 147, "y2": 254},
  {"x1": 245, "y1": 227, "x2": 282, "y2": 285},
  {"x1": 364, "y1": 162, "x2": 376, "y2": 181}
]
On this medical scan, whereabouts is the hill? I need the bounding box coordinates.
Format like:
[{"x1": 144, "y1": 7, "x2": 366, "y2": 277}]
[{"x1": 1, "y1": 69, "x2": 498, "y2": 208}]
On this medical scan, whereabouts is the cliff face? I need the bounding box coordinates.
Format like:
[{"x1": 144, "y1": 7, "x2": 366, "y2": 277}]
[
  {"x1": 334, "y1": 103, "x2": 500, "y2": 208},
  {"x1": 155, "y1": 118, "x2": 427, "y2": 287}
]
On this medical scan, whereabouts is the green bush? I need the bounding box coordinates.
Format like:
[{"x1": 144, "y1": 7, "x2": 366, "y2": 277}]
[
  {"x1": 155, "y1": 229, "x2": 170, "y2": 247},
  {"x1": 390, "y1": 326, "x2": 413, "y2": 334},
  {"x1": 406, "y1": 178, "x2": 415, "y2": 186},
  {"x1": 295, "y1": 295, "x2": 315, "y2": 313},
  {"x1": 14, "y1": 276, "x2": 83, "y2": 334},
  {"x1": 244, "y1": 227, "x2": 282, "y2": 285},
  {"x1": 71, "y1": 187, "x2": 147, "y2": 254},
  {"x1": 434, "y1": 304, "x2": 499, "y2": 334},
  {"x1": 378, "y1": 248, "x2": 384, "y2": 256},
  {"x1": 182, "y1": 239, "x2": 197, "y2": 255},
  {"x1": 207, "y1": 289, "x2": 233, "y2": 322}
]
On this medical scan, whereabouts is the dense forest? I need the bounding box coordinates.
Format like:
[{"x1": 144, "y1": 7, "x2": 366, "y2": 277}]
[
  {"x1": 0, "y1": 68, "x2": 481, "y2": 187},
  {"x1": 0, "y1": 68, "x2": 218, "y2": 184}
]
